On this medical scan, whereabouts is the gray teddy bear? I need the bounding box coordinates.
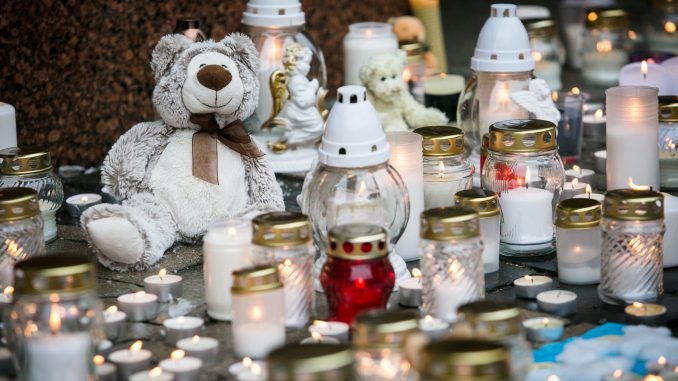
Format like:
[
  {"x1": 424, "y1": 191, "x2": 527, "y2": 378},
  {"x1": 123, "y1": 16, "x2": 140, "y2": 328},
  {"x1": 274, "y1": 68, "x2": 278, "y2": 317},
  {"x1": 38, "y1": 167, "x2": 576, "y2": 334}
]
[{"x1": 81, "y1": 33, "x2": 284, "y2": 272}]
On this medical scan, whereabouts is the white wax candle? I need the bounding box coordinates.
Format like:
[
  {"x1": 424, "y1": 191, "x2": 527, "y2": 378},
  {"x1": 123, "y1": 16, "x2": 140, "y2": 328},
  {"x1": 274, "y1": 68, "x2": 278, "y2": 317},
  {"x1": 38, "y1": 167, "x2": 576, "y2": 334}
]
[
  {"x1": 560, "y1": 180, "x2": 588, "y2": 201},
  {"x1": 177, "y1": 336, "x2": 219, "y2": 367},
  {"x1": 117, "y1": 291, "x2": 158, "y2": 321},
  {"x1": 662, "y1": 193, "x2": 678, "y2": 268},
  {"x1": 308, "y1": 320, "x2": 350, "y2": 344},
  {"x1": 343, "y1": 22, "x2": 398, "y2": 86},
  {"x1": 582, "y1": 47, "x2": 628, "y2": 85},
  {"x1": 108, "y1": 341, "x2": 153, "y2": 381},
  {"x1": 94, "y1": 355, "x2": 117, "y2": 381},
  {"x1": 573, "y1": 192, "x2": 605, "y2": 203},
  {"x1": 424, "y1": 176, "x2": 472, "y2": 209},
  {"x1": 0, "y1": 103, "x2": 17, "y2": 150},
  {"x1": 434, "y1": 275, "x2": 477, "y2": 323},
  {"x1": 163, "y1": 316, "x2": 204, "y2": 345},
  {"x1": 418, "y1": 315, "x2": 450, "y2": 339},
  {"x1": 129, "y1": 367, "x2": 175, "y2": 381},
  {"x1": 144, "y1": 269, "x2": 182, "y2": 303},
  {"x1": 65, "y1": 193, "x2": 102, "y2": 218},
  {"x1": 556, "y1": 227, "x2": 602, "y2": 284},
  {"x1": 104, "y1": 305, "x2": 126, "y2": 341},
  {"x1": 25, "y1": 332, "x2": 91, "y2": 381},
  {"x1": 513, "y1": 275, "x2": 553, "y2": 299},
  {"x1": 233, "y1": 322, "x2": 286, "y2": 359},
  {"x1": 619, "y1": 61, "x2": 673, "y2": 96},
  {"x1": 522, "y1": 317, "x2": 564, "y2": 342},
  {"x1": 159, "y1": 351, "x2": 202, "y2": 381},
  {"x1": 624, "y1": 302, "x2": 667, "y2": 325},
  {"x1": 537, "y1": 290, "x2": 578, "y2": 316},
  {"x1": 499, "y1": 187, "x2": 554, "y2": 245},
  {"x1": 564, "y1": 166, "x2": 595, "y2": 183},
  {"x1": 398, "y1": 272, "x2": 423, "y2": 308},
  {"x1": 229, "y1": 358, "x2": 268, "y2": 381}
]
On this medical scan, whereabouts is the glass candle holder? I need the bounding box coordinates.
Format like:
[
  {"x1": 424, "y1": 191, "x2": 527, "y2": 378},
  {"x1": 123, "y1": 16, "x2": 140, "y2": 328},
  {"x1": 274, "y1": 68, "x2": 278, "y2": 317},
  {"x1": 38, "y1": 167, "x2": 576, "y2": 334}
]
[
  {"x1": 456, "y1": 301, "x2": 531, "y2": 381},
  {"x1": 659, "y1": 96, "x2": 678, "y2": 190},
  {"x1": 251, "y1": 211, "x2": 314, "y2": 328},
  {"x1": 320, "y1": 224, "x2": 395, "y2": 324},
  {"x1": 418, "y1": 339, "x2": 511, "y2": 381},
  {"x1": 525, "y1": 18, "x2": 564, "y2": 91},
  {"x1": 606, "y1": 86, "x2": 660, "y2": 190},
  {"x1": 482, "y1": 120, "x2": 565, "y2": 257},
  {"x1": 401, "y1": 42, "x2": 428, "y2": 103},
  {"x1": 423, "y1": 74, "x2": 465, "y2": 122},
  {"x1": 553, "y1": 90, "x2": 584, "y2": 164},
  {"x1": 343, "y1": 22, "x2": 399, "y2": 86},
  {"x1": 454, "y1": 189, "x2": 500, "y2": 273},
  {"x1": 0, "y1": 147, "x2": 63, "y2": 243},
  {"x1": 420, "y1": 206, "x2": 485, "y2": 322},
  {"x1": 4, "y1": 255, "x2": 104, "y2": 381},
  {"x1": 267, "y1": 343, "x2": 354, "y2": 381},
  {"x1": 646, "y1": 0, "x2": 678, "y2": 55},
  {"x1": 231, "y1": 265, "x2": 285, "y2": 359},
  {"x1": 414, "y1": 126, "x2": 473, "y2": 210},
  {"x1": 352, "y1": 310, "x2": 418, "y2": 381},
  {"x1": 556, "y1": 198, "x2": 603, "y2": 285},
  {"x1": 0, "y1": 188, "x2": 45, "y2": 286},
  {"x1": 599, "y1": 189, "x2": 665, "y2": 305},
  {"x1": 581, "y1": 8, "x2": 632, "y2": 86}
]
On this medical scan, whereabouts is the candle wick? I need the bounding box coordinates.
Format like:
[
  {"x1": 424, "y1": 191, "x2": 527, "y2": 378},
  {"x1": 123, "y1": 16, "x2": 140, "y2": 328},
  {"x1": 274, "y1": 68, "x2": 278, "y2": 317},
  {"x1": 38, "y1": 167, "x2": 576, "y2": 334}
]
[{"x1": 643, "y1": 72, "x2": 647, "y2": 80}]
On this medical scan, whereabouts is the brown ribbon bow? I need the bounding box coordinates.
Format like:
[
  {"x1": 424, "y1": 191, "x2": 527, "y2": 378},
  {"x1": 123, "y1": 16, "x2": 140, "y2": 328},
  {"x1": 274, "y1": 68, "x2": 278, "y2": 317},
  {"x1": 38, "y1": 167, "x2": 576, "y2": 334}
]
[{"x1": 190, "y1": 113, "x2": 264, "y2": 185}]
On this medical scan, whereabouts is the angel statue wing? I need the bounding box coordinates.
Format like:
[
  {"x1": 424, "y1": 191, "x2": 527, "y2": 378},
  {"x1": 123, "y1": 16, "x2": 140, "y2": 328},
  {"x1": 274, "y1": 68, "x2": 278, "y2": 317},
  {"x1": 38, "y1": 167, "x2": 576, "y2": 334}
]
[
  {"x1": 262, "y1": 70, "x2": 289, "y2": 130},
  {"x1": 510, "y1": 79, "x2": 561, "y2": 125}
]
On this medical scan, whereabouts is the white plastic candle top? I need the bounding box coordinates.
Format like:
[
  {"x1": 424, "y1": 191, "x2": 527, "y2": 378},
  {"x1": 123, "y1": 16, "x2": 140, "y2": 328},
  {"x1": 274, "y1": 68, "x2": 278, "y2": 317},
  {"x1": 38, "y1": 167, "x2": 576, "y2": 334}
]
[{"x1": 472, "y1": 4, "x2": 534, "y2": 72}]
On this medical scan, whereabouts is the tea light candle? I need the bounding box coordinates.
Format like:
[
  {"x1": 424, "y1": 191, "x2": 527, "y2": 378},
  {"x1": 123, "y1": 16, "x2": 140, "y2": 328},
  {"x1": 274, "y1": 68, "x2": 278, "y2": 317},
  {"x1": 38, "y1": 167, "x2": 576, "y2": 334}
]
[
  {"x1": 602, "y1": 369, "x2": 637, "y2": 381},
  {"x1": 129, "y1": 367, "x2": 175, "y2": 381},
  {"x1": 65, "y1": 193, "x2": 102, "y2": 218},
  {"x1": 565, "y1": 165, "x2": 595, "y2": 183},
  {"x1": 624, "y1": 302, "x2": 667, "y2": 326},
  {"x1": 104, "y1": 305, "x2": 126, "y2": 341},
  {"x1": 144, "y1": 268, "x2": 182, "y2": 303},
  {"x1": 159, "y1": 350, "x2": 202, "y2": 381},
  {"x1": 163, "y1": 316, "x2": 204, "y2": 345},
  {"x1": 418, "y1": 314, "x2": 450, "y2": 339},
  {"x1": 117, "y1": 291, "x2": 158, "y2": 321},
  {"x1": 308, "y1": 320, "x2": 350, "y2": 344},
  {"x1": 398, "y1": 268, "x2": 423, "y2": 308},
  {"x1": 573, "y1": 185, "x2": 605, "y2": 203},
  {"x1": 229, "y1": 357, "x2": 267, "y2": 381},
  {"x1": 300, "y1": 331, "x2": 341, "y2": 345},
  {"x1": 177, "y1": 336, "x2": 219, "y2": 367},
  {"x1": 109, "y1": 340, "x2": 153, "y2": 381},
  {"x1": 93, "y1": 355, "x2": 117, "y2": 381},
  {"x1": 537, "y1": 290, "x2": 578, "y2": 316},
  {"x1": 523, "y1": 317, "x2": 565, "y2": 342},
  {"x1": 0, "y1": 102, "x2": 17, "y2": 150},
  {"x1": 619, "y1": 60, "x2": 673, "y2": 96},
  {"x1": 560, "y1": 178, "x2": 588, "y2": 200},
  {"x1": 595, "y1": 149, "x2": 607, "y2": 173},
  {"x1": 513, "y1": 275, "x2": 553, "y2": 299}
]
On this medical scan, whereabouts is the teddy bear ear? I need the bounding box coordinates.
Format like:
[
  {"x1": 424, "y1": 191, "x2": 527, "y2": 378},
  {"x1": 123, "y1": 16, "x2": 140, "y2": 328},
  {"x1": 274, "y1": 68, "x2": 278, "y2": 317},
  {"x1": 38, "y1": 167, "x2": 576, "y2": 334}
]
[
  {"x1": 150, "y1": 34, "x2": 192, "y2": 81},
  {"x1": 358, "y1": 57, "x2": 376, "y2": 85},
  {"x1": 220, "y1": 33, "x2": 260, "y2": 77}
]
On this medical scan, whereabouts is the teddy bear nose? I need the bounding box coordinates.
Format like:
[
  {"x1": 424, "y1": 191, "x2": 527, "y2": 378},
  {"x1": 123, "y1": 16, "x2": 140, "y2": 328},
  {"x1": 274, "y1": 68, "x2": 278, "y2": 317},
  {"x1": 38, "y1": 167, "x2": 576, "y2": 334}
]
[{"x1": 197, "y1": 65, "x2": 232, "y2": 91}]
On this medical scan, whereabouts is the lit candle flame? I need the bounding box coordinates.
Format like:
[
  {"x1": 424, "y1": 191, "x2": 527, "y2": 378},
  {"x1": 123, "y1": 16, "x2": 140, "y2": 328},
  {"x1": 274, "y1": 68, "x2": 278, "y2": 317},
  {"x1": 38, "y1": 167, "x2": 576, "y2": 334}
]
[
  {"x1": 171, "y1": 350, "x2": 185, "y2": 360},
  {"x1": 192, "y1": 335, "x2": 200, "y2": 344},
  {"x1": 365, "y1": 29, "x2": 373, "y2": 38},
  {"x1": 633, "y1": 302, "x2": 643, "y2": 308},
  {"x1": 81, "y1": 196, "x2": 89, "y2": 202},
  {"x1": 130, "y1": 340, "x2": 143, "y2": 352},
  {"x1": 402, "y1": 67, "x2": 412, "y2": 82},
  {"x1": 542, "y1": 317, "x2": 549, "y2": 325},
  {"x1": 243, "y1": 357, "x2": 253, "y2": 367},
  {"x1": 177, "y1": 316, "x2": 185, "y2": 325},
  {"x1": 105, "y1": 305, "x2": 118, "y2": 314},
  {"x1": 439, "y1": 73, "x2": 447, "y2": 79},
  {"x1": 628, "y1": 30, "x2": 637, "y2": 40},
  {"x1": 594, "y1": 109, "x2": 604, "y2": 119},
  {"x1": 531, "y1": 51, "x2": 542, "y2": 63},
  {"x1": 311, "y1": 331, "x2": 323, "y2": 341},
  {"x1": 358, "y1": 180, "x2": 367, "y2": 195},
  {"x1": 627, "y1": 178, "x2": 650, "y2": 190},
  {"x1": 135, "y1": 291, "x2": 146, "y2": 299},
  {"x1": 424, "y1": 315, "x2": 433, "y2": 322},
  {"x1": 250, "y1": 306, "x2": 263, "y2": 321},
  {"x1": 596, "y1": 40, "x2": 612, "y2": 53},
  {"x1": 587, "y1": 12, "x2": 598, "y2": 22},
  {"x1": 547, "y1": 376, "x2": 560, "y2": 381},
  {"x1": 573, "y1": 165, "x2": 581, "y2": 173},
  {"x1": 571, "y1": 87, "x2": 580, "y2": 95},
  {"x1": 412, "y1": 268, "x2": 422, "y2": 278},
  {"x1": 49, "y1": 304, "x2": 61, "y2": 334},
  {"x1": 641, "y1": 60, "x2": 648, "y2": 79},
  {"x1": 313, "y1": 320, "x2": 328, "y2": 328},
  {"x1": 525, "y1": 168, "x2": 531, "y2": 185},
  {"x1": 93, "y1": 355, "x2": 105, "y2": 366},
  {"x1": 498, "y1": 82, "x2": 510, "y2": 111},
  {"x1": 585, "y1": 184, "x2": 592, "y2": 196},
  {"x1": 524, "y1": 275, "x2": 533, "y2": 283},
  {"x1": 227, "y1": 227, "x2": 237, "y2": 236},
  {"x1": 551, "y1": 91, "x2": 558, "y2": 102},
  {"x1": 148, "y1": 367, "x2": 163, "y2": 378},
  {"x1": 159, "y1": 268, "x2": 166, "y2": 279},
  {"x1": 613, "y1": 369, "x2": 623, "y2": 378},
  {"x1": 659, "y1": 356, "x2": 667, "y2": 366},
  {"x1": 283, "y1": 259, "x2": 292, "y2": 268},
  {"x1": 666, "y1": 21, "x2": 677, "y2": 33},
  {"x1": 437, "y1": 160, "x2": 445, "y2": 178}
]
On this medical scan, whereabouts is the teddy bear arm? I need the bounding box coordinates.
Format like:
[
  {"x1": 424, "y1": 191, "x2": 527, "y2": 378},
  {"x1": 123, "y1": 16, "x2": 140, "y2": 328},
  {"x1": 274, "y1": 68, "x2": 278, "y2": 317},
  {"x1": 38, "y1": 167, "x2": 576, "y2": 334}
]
[
  {"x1": 101, "y1": 121, "x2": 172, "y2": 200},
  {"x1": 242, "y1": 156, "x2": 285, "y2": 213},
  {"x1": 401, "y1": 93, "x2": 449, "y2": 129}
]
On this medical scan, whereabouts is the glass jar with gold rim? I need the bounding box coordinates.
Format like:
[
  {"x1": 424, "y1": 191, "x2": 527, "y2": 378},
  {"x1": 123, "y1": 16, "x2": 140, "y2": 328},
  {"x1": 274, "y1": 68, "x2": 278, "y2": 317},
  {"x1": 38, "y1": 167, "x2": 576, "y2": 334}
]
[
  {"x1": 524, "y1": 18, "x2": 564, "y2": 91},
  {"x1": 0, "y1": 146, "x2": 63, "y2": 243},
  {"x1": 414, "y1": 126, "x2": 473, "y2": 209},
  {"x1": 658, "y1": 96, "x2": 678, "y2": 190},
  {"x1": 417, "y1": 339, "x2": 511, "y2": 381},
  {"x1": 267, "y1": 343, "x2": 355, "y2": 381},
  {"x1": 581, "y1": 8, "x2": 632, "y2": 86},
  {"x1": 454, "y1": 189, "x2": 500, "y2": 274},
  {"x1": 419, "y1": 206, "x2": 484, "y2": 323},
  {"x1": 599, "y1": 189, "x2": 665, "y2": 305},
  {"x1": 230, "y1": 264, "x2": 285, "y2": 359},
  {"x1": 482, "y1": 119, "x2": 565, "y2": 257},
  {"x1": 0, "y1": 187, "x2": 45, "y2": 287},
  {"x1": 646, "y1": 0, "x2": 678, "y2": 55},
  {"x1": 555, "y1": 198, "x2": 603, "y2": 285},
  {"x1": 4, "y1": 255, "x2": 104, "y2": 381}
]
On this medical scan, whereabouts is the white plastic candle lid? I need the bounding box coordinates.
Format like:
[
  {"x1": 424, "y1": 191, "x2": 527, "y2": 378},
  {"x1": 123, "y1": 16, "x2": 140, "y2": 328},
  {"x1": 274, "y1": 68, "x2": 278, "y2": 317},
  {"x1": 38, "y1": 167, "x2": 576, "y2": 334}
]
[
  {"x1": 319, "y1": 86, "x2": 391, "y2": 168},
  {"x1": 516, "y1": 5, "x2": 551, "y2": 20},
  {"x1": 242, "y1": 0, "x2": 305, "y2": 27},
  {"x1": 471, "y1": 4, "x2": 535, "y2": 72}
]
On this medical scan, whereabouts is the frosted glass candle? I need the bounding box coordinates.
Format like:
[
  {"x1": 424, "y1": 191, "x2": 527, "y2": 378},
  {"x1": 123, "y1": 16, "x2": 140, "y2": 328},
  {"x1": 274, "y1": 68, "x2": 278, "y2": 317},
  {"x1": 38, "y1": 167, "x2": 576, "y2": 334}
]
[
  {"x1": 555, "y1": 195, "x2": 602, "y2": 284},
  {"x1": 606, "y1": 87, "x2": 660, "y2": 190},
  {"x1": 499, "y1": 187, "x2": 554, "y2": 245},
  {"x1": 582, "y1": 47, "x2": 628, "y2": 85},
  {"x1": 159, "y1": 351, "x2": 202, "y2": 381},
  {"x1": 177, "y1": 336, "x2": 219, "y2": 367},
  {"x1": 109, "y1": 342, "x2": 153, "y2": 381},
  {"x1": 343, "y1": 22, "x2": 398, "y2": 85},
  {"x1": 662, "y1": 192, "x2": 678, "y2": 268},
  {"x1": 387, "y1": 132, "x2": 424, "y2": 261},
  {"x1": 24, "y1": 332, "x2": 91, "y2": 381},
  {"x1": 144, "y1": 268, "x2": 182, "y2": 302},
  {"x1": 163, "y1": 316, "x2": 204, "y2": 345},
  {"x1": 0, "y1": 103, "x2": 17, "y2": 150},
  {"x1": 454, "y1": 189, "x2": 501, "y2": 274},
  {"x1": 117, "y1": 291, "x2": 158, "y2": 322},
  {"x1": 203, "y1": 218, "x2": 252, "y2": 321},
  {"x1": 619, "y1": 61, "x2": 673, "y2": 96}
]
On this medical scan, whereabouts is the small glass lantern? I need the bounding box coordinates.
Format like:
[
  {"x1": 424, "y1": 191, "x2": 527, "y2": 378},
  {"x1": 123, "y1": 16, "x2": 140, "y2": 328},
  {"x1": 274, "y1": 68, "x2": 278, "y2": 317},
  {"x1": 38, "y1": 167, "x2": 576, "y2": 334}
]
[
  {"x1": 553, "y1": 90, "x2": 585, "y2": 164},
  {"x1": 524, "y1": 18, "x2": 564, "y2": 91},
  {"x1": 241, "y1": 0, "x2": 327, "y2": 128},
  {"x1": 352, "y1": 310, "x2": 418, "y2": 381},
  {"x1": 456, "y1": 301, "x2": 531, "y2": 381},
  {"x1": 251, "y1": 211, "x2": 314, "y2": 328},
  {"x1": 321, "y1": 224, "x2": 395, "y2": 324},
  {"x1": 231, "y1": 265, "x2": 285, "y2": 359},
  {"x1": 659, "y1": 96, "x2": 678, "y2": 190},
  {"x1": 599, "y1": 189, "x2": 665, "y2": 305},
  {"x1": 417, "y1": 339, "x2": 511, "y2": 381},
  {"x1": 482, "y1": 119, "x2": 565, "y2": 257},
  {"x1": 267, "y1": 343, "x2": 354, "y2": 381},
  {"x1": 0, "y1": 146, "x2": 63, "y2": 243},
  {"x1": 413, "y1": 126, "x2": 473, "y2": 209},
  {"x1": 646, "y1": 0, "x2": 678, "y2": 55},
  {"x1": 556, "y1": 198, "x2": 603, "y2": 285},
  {"x1": 420, "y1": 206, "x2": 485, "y2": 323},
  {"x1": 401, "y1": 42, "x2": 428, "y2": 103},
  {"x1": 454, "y1": 189, "x2": 500, "y2": 274},
  {"x1": 558, "y1": 0, "x2": 616, "y2": 69},
  {"x1": 4, "y1": 255, "x2": 104, "y2": 381},
  {"x1": 581, "y1": 8, "x2": 632, "y2": 86},
  {"x1": 0, "y1": 188, "x2": 45, "y2": 286}
]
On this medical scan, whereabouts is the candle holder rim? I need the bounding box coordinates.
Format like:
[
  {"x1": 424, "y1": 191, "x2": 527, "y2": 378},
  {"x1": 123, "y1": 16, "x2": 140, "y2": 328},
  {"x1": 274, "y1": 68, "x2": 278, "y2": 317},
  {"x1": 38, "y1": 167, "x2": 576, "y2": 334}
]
[
  {"x1": 252, "y1": 211, "x2": 311, "y2": 247},
  {"x1": 454, "y1": 189, "x2": 500, "y2": 218},
  {"x1": 13, "y1": 254, "x2": 96, "y2": 295},
  {"x1": 489, "y1": 119, "x2": 558, "y2": 153},
  {"x1": 420, "y1": 339, "x2": 510, "y2": 379},
  {"x1": 413, "y1": 126, "x2": 465, "y2": 157},
  {"x1": 267, "y1": 343, "x2": 353, "y2": 376},
  {"x1": 0, "y1": 187, "x2": 40, "y2": 222},
  {"x1": 0, "y1": 146, "x2": 53, "y2": 175},
  {"x1": 231, "y1": 264, "x2": 283, "y2": 294},
  {"x1": 556, "y1": 198, "x2": 602, "y2": 228},
  {"x1": 605, "y1": 85, "x2": 659, "y2": 99},
  {"x1": 420, "y1": 206, "x2": 481, "y2": 240},
  {"x1": 327, "y1": 223, "x2": 388, "y2": 260},
  {"x1": 352, "y1": 309, "x2": 418, "y2": 348},
  {"x1": 659, "y1": 96, "x2": 678, "y2": 122},
  {"x1": 604, "y1": 189, "x2": 664, "y2": 221}
]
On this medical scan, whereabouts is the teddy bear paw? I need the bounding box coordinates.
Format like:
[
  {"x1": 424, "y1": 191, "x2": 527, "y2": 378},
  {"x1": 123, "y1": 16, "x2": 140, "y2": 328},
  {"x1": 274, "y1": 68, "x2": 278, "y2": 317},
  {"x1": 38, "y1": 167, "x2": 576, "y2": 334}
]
[{"x1": 86, "y1": 217, "x2": 144, "y2": 265}]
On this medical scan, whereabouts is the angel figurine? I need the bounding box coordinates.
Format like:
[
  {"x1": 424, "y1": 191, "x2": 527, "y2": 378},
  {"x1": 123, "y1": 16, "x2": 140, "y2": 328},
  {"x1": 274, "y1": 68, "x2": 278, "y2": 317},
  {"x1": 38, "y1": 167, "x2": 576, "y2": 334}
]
[
  {"x1": 509, "y1": 78, "x2": 561, "y2": 125},
  {"x1": 266, "y1": 43, "x2": 325, "y2": 152}
]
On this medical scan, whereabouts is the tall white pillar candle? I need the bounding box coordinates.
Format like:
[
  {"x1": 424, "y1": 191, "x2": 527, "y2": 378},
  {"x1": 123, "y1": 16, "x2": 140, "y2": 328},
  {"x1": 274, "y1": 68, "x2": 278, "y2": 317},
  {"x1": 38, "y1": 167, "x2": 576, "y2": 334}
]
[
  {"x1": 387, "y1": 132, "x2": 424, "y2": 261},
  {"x1": 343, "y1": 22, "x2": 398, "y2": 86},
  {"x1": 0, "y1": 103, "x2": 17, "y2": 150},
  {"x1": 606, "y1": 86, "x2": 659, "y2": 190},
  {"x1": 619, "y1": 61, "x2": 673, "y2": 96},
  {"x1": 25, "y1": 332, "x2": 91, "y2": 381}
]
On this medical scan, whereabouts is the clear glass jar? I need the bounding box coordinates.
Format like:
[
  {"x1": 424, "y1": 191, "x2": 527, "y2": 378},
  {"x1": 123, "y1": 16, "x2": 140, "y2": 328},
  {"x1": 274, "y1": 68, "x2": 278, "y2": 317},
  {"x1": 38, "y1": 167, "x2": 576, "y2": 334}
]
[
  {"x1": 525, "y1": 18, "x2": 564, "y2": 91},
  {"x1": 559, "y1": 0, "x2": 616, "y2": 69},
  {"x1": 417, "y1": 339, "x2": 511, "y2": 381},
  {"x1": 599, "y1": 190, "x2": 665, "y2": 305},
  {"x1": 414, "y1": 126, "x2": 474, "y2": 210},
  {"x1": 456, "y1": 301, "x2": 531, "y2": 381},
  {"x1": 556, "y1": 198, "x2": 603, "y2": 285},
  {"x1": 0, "y1": 188, "x2": 45, "y2": 286},
  {"x1": 401, "y1": 42, "x2": 428, "y2": 103},
  {"x1": 553, "y1": 90, "x2": 584, "y2": 164},
  {"x1": 4, "y1": 255, "x2": 104, "y2": 381},
  {"x1": 251, "y1": 211, "x2": 314, "y2": 328},
  {"x1": 482, "y1": 120, "x2": 565, "y2": 257},
  {"x1": 646, "y1": 0, "x2": 678, "y2": 55},
  {"x1": 581, "y1": 8, "x2": 632, "y2": 86},
  {"x1": 321, "y1": 224, "x2": 395, "y2": 324},
  {"x1": 659, "y1": 97, "x2": 678, "y2": 190},
  {"x1": 420, "y1": 206, "x2": 484, "y2": 323},
  {"x1": 454, "y1": 189, "x2": 501, "y2": 274},
  {"x1": 0, "y1": 147, "x2": 63, "y2": 243},
  {"x1": 268, "y1": 343, "x2": 355, "y2": 381},
  {"x1": 352, "y1": 310, "x2": 418, "y2": 381},
  {"x1": 231, "y1": 265, "x2": 286, "y2": 359},
  {"x1": 343, "y1": 22, "x2": 399, "y2": 86}
]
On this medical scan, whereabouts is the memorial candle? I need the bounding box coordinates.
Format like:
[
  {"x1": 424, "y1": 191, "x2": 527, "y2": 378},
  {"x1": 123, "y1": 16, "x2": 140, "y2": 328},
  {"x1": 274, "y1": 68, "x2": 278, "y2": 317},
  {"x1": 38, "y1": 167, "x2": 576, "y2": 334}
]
[
  {"x1": 308, "y1": 320, "x2": 350, "y2": 344},
  {"x1": 343, "y1": 22, "x2": 398, "y2": 85},
  {"x1": 159, "y1": 350, "x2": 202, "y2": 381},
  {"x1": 619, "y1": 60, "x2": 673, "y2": 96},
  {"x1": 177, "y1": 336, "x2": 219, "y2": 367},
  {"x1": 144, "y1": 268, "x2": 182, "y2": 303},
  {"x1": 117, "y1": 291, "x2": 158, "y2": 322},
  {"x1": 109, "y1": 340, "x2": 153, "y2": 381}
]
